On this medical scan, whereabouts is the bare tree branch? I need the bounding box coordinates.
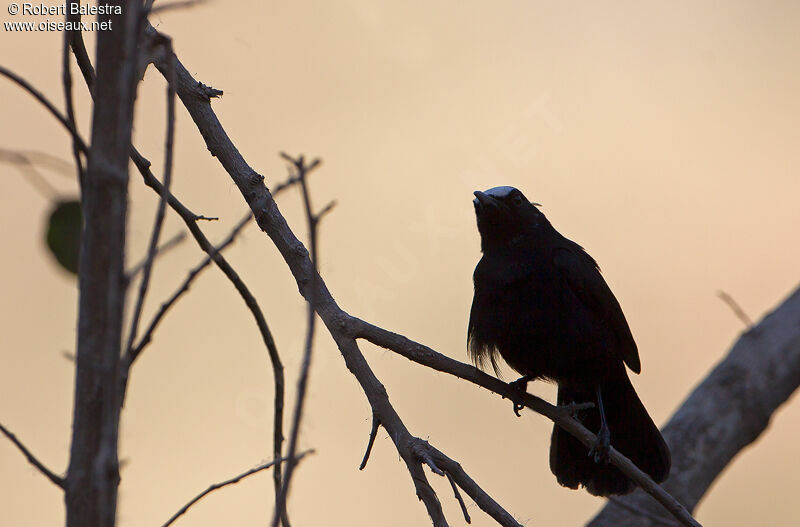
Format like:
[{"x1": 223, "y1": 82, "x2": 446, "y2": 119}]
[
  {"x1": 358, "y1": 416, "x2": 381, "y2": 470},
  {"x1": 126, "y1": 232, "x2": 187, "y2": 279},
  {"x1": 61, "y1": 26, "x2": 84, "y2": 187},
  {"x1": 122, "y1": 33, "x2": 176, "y2": 376},
  {"x1": 430, "y1": 446, "x2": 518, "y2": 527},
  {"x1": 271, "y1": 154, "x2": 330, "y2": 527},
  {"x1": 127, "y1": 133, "x2": 290, "y2": 527},
  {"x1": 121, "y1": 211, "x2": 252, "y2": 376},
  {"x1": 717, "y1": 290, "x2": 753, "y2": 328},
  {"x1": 588, "y1": 285, "x2": 800, "y2": 527},
  {"x1": 6, "y1": 11, "x2": 791, "y2": 527},
  {"x1": 66, "y1": 1, "x2": 94, "y2": 90},
  {"x1": 130, "y1": 160, "x2": 289, "y2": 523},
  {"x1": 146, "y1": 36, "x2": 452, "y2": 525},
  {"x1": 355, "y1": 321, "x2": 700, "y2": 527},
  {"x1": 162, "y1": 450, "x2": 313, "y2": 527},
  {"x1": 65, "y1": 3, "x2": 143, "y2": 525},
  {"x1": 131, "y1": 157, "x2": 290, "y2": 522},
  {"x1": 0, "y1": 422, "x2": 65, "y2": 488},
  {"x1": 606, "y1": 497, "x2": 678, "y2": 527},
  {"x1": 0, "y1": 66, "x2": 88, "y2": 153},
  {"x1": 145, "y1": 34, "x2": 534, "y2": 526},
  {"x1": 0, "y1": 6, "x2": 291, "y2": 527},
  {"x1": 445, "y1": 471, "x2": 471, "y2": 524},
  {"x1": 65, "y1": 25, "x2": 289, "y2": 521}
]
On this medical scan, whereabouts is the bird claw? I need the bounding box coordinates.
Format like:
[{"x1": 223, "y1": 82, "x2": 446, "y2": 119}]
[
  {"x1": 508, "y1": 375, "x2": 532, "y2": 417},
  {"x1": 588, "y1": 427, "x2": 611, "y2": 464}
]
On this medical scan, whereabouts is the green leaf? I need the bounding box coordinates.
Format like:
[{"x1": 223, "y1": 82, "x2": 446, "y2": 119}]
[{"x1": 46, "y1": 199, "x2": 82, "y2": 275}]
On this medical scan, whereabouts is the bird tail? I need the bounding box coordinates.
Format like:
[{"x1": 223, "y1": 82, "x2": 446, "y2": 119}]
[{"x1": 549, "y1": 372, "x2": 671, "y2": 496}]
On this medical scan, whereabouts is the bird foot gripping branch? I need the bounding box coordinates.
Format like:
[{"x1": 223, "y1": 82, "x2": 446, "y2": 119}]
[
  {"x1": 507, "y1": 375, "x2": 533, "y2": 417},
  {"x1": 588, "y1": 427, "x2": 612, "y2": 465}
]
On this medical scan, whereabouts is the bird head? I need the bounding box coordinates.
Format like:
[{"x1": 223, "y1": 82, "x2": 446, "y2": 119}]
[{"x1": 473, "y1": 186, "x2": 547, "y2": 251}]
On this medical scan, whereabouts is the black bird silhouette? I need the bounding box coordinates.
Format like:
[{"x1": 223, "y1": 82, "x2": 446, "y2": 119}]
[{"x1": 468, "y1": 186, "x2": 670, "y2": 496}]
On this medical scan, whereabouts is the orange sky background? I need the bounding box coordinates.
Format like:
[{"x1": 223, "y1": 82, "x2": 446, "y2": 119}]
[{"x1": 1, "y1": 1, "x2": 799, "y2": 526}]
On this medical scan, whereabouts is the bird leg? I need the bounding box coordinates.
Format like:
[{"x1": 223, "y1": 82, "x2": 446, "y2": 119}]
[
  {"x1": 588, "y1": 386, "x2": 611, "y2": 464},
  {"x1": 508, "y1": 375, "x2": 533, "y2": 416}
]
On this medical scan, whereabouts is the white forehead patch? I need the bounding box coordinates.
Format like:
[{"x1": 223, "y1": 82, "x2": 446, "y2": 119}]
[{"x1": 484, "y1": 186, "x2": 517, "y2": 198}]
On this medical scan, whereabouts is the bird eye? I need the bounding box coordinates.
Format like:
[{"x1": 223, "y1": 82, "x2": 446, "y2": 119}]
[{"x1": 511, "y1": 195, "x2": 524, "y2": 207}]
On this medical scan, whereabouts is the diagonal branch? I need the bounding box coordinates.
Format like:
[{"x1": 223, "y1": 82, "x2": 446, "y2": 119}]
[
  {"x1": 145, "y1": 25, "x2": 702, "y2": 527},
  {"x1": 427, "y1": 443, "x2": 519, "y2": 526},
  {"x1": 121, "y1": 211, "x2": 252, "y2": 378},
  {"x1": 147, "y1": 34, "x2": 454, "y2": 523},
  {"x1": 128, "y1": 123, "x2": 290, "y2": 527},
  {"x1": 66, "y1": 1, "x2": 94, "y2": 90},
  {"x1": 142, "y1": 32, "x2": 650, "y2": 527},
  {"x1": 131, "y1": 160, "x2": 288, "y2": 523},
  {"x1": 122, "y1": 33, "x2": 176, "y2": 378},
  {"x1": 132, "y1": 160, "x2": 290, "y2": 521},
  {"x1": 445, "y1": 470, "x2": 470, "y2": 524},
  {"x1": 65, "y1": 27, "x2": 289, "y2": 521},
  {"x1": 271, "y1": 155, "x2": 329, "y2": 527},
  {"x1": 0, "y1": 422, "x2": 64, "y2": 489},
  {"x1": 358, "y1": 415, "x2": 381, "y2": 470},
  {"x1": 716, "y1": 290, "x2": 753, "y2": 328},
  {"x1": 589, "y1": 285, "x2": 800, "y2": 527},
  {"x1": 126, "y1": 232, "x2": 187, "y2": 279},
  {"x1": 162, "y1": 450, "x2": 313, "y2": 527},
  {"x1": 354, "y1": 320, "x2": 700, "y2": 527},
  {"x1": 61, "y1": 26, "x2": 85, "y2": 187},
  {"x1": 0, "y1": 67, "x2": 88, "y2": 153}
]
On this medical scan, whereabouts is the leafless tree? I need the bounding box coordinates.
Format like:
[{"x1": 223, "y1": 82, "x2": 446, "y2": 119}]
[{"x1": 1, "y1": 3, "x2": 798, "y2": 527}]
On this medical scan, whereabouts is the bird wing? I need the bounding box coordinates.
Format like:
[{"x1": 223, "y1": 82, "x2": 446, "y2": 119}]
[
  {"x1": 552, "y1": 244, "x2": 641, "y2": 373},
  {"x1": 467, "y1": 259, "x2": 502, "y2": 375}
]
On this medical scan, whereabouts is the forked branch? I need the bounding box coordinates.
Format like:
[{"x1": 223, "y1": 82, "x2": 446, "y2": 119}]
[{"x1": 145, "y1": 30, "x2": 702, "y2": 527}]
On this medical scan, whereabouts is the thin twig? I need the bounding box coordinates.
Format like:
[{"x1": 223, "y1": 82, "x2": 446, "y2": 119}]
[
  {"x1": 0, "y1": 422, "x2": 64, "y2": 488},
  {"x1": 355, "y1": 321, "x2": 702, "y2": 527},
  {"x1": 62, "y1": 25, "x2": 85, "y2": 188},
  {"x1": 132, "y1": 158, "x2": 289, "y2": 524},
  {"x1": 123, "y1": 211, "x2": 252, "y2": 372},
  {"x1": 127, "y1": 232, "x2": 187, "y2": 279},
  {"x1": 149, "y1": 44, "x2": 527, "y2": 527},
  {"x1": 426, "y1": 445, "x2": 519, "y2": 527},
  {"x1": 146, "y1": 36, "x2": 701, "y2": 527},
  {"x1": 0, "y1": 67, "x2": 88, "y2": 153},
  {"x1": 359, "y1": 416, "x2": 381, "y2": 470},
  {"x1": 410, "y1": 438, "x2": 444, "y2": 476},
  {"x1": 122, "y1": 35, "x2": 176, "y2": 381},
  {"x1": 161, "y1": 450, "x2": 313, "y2": 527},
  {"x1": 5, "y1": 32, "x2": 285, "y2": 527},
  {"x1": 271, "y1": 154, "x2": 327, "y2": 527},
  {"x1": 66, "y1": 2, "x2": 95, "y2": 90},
  {"x1": 67, "y1": 31, "x2": 288, "y2": 524},
  {"x1": 446, "y1": 471, "x2": 471, "y2": 524},
  {"x1": 717, "y1": 290, "x2": 753, "y2": 328}
]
